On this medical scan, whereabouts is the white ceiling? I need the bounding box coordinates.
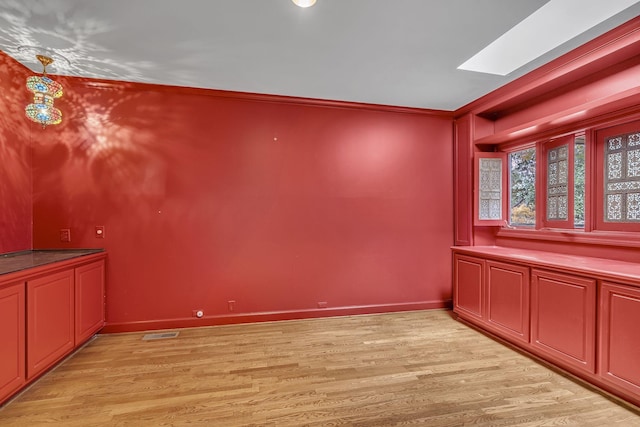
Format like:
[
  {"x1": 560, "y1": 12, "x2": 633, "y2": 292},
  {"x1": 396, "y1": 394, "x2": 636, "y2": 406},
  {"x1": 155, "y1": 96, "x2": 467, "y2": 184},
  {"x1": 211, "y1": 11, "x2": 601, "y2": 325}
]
[{"x1": 1, "y1": 0, "x2": 639, "y2": 111}]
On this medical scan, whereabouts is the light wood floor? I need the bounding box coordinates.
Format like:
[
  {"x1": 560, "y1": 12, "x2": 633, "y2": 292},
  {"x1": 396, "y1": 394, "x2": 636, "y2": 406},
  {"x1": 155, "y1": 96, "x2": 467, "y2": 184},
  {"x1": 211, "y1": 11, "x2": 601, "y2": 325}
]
[{"x1": 1, "y1": 310, "x2": 639, "y2": 426}]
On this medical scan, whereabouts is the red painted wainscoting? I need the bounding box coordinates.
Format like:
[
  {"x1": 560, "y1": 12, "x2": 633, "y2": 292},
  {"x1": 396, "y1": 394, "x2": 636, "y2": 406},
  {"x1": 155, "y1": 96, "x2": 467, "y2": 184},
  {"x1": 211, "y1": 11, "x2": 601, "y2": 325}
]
[
  {"x1": 0, "y1": 51, "x2": 33, "y2": 253},
  {"x1": 31, "y1": 80, "x2": 454, "y2": 331}
]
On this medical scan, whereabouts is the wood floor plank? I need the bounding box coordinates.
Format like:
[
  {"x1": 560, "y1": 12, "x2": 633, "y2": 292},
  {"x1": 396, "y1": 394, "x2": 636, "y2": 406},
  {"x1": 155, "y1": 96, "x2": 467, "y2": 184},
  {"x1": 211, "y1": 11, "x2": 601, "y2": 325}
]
[{"x1": 1, "y1": 309, "x2": 639, "y2": 426}]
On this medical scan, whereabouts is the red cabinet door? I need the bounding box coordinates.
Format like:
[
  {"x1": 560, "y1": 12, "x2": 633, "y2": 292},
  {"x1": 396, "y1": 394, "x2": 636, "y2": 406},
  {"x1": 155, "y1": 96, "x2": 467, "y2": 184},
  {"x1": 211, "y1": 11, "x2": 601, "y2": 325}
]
[
  {"x1": 531, "y1": 269, "x2": 596, "y2": 374},
  {"x1": 453, "y1": 254, "x2": 484, "y2": 322},
  {"x1": 0, "y1": 282, "x2": 25, "y2": 404},
  {"x1": 485, "y1": 260, "x2": 530, "y2": 344},
  {"x1": 75, "y1": 260, "x2": 105, "y2": 344},
  {"x1": 599, "y1": 282, "x2": 640, "y2": 396},
  {"x1": 27, "y1": 269, "x2": 75, "y2": 380}
]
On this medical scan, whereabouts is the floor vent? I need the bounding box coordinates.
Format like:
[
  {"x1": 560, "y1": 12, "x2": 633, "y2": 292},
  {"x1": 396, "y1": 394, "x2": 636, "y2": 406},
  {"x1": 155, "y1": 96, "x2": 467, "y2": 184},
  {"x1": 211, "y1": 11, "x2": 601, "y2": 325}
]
[{"x1": 142, "y1": 331, "x2": 180, "y2": 341}]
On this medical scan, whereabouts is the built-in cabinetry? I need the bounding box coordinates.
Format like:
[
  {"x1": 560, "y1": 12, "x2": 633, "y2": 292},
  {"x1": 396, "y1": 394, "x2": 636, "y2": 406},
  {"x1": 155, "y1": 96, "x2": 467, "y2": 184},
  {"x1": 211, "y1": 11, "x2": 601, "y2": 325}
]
[
  {"x1": 453, "y1": 246, "x2": 640, "y2": 407},
  {"x1": 485, "y1": 260, "x2": 530, "y2": 345},
  {"x1": 453, "y1": 255, "x2": 530, "y2": 344},
  {"x1": 75, "y1": 261, "x2": 106, "y2": 344},
  {"x1": 452, "y1": 254, "x2": 483, "y2": 321},
  {"x1": 27, "y1": 269, "x2": 75, "y2": 379},
  {"x1": 599, "y1": 282, "x2": 640, "y2": 397},
  {"x1": 0, "y1": 282, "x2": 25, "y2": 404},
  {"x1": 0, "y1": 251, "x2": 105, "y2": 405},
  {"x1": 530, "y1": 269, "x2": 596, "y2": 374}
]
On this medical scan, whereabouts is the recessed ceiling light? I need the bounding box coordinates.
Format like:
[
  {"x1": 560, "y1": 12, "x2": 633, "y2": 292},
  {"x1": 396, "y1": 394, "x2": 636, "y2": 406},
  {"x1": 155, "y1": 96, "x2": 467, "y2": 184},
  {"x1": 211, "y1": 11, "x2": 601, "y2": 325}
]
[
  {"x1": 292, "y1": 0, "x2": 316, "y2": 7},
  {"x1": 458, "y1": 0, "x2": 640, "y2": 76}
]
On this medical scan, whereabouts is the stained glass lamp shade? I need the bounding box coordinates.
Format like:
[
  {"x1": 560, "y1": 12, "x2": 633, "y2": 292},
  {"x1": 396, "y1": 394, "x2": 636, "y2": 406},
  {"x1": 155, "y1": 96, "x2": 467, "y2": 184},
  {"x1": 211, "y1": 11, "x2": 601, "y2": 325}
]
[{"x1": 25, "y1": 55, "x2": 63, "y2": 127}]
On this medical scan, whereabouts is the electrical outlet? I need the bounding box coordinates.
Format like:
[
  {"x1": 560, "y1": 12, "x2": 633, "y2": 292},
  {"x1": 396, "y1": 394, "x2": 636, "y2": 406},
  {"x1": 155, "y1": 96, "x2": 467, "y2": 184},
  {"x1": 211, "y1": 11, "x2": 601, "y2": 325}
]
[
  {"x1": 95, "y1": 226, "x2": 105, "y2": 238},
  {"x1": 228, "y1": 300, "x2": 236, "y2": 312},
  {"x1": 60, "y1": 229, "x2": 71, "y2": 242},
  {"x1": 317, "y1": 301, "x2": 328, "y2": 309}
]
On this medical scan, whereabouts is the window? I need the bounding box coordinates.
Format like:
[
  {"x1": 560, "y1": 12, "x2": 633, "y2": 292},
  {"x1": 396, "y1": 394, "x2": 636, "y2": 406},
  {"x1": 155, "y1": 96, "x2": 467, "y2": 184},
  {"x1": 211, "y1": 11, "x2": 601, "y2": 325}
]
[
  {"x1": 501, "y1": 135, "x2": 585, "y2": 230},
  {"x1": 509, "y1": 147, "x2": 536, "y2": 226},
  {"x1": 478, "y1": 157, "x2": 503, "y2": 220},
  {"x1": 541, "y1": 135, "x2": 585, "y2": 229},
  {"x1": 574, "y1": 137, "x2": 585, "y2": 227},
  {"x1": 474, "y1": 152, "x2": 507, "y2": 226},
  {"x1": 595, "y1": 119, "x2": 640, "y2": 232},
  {"x1": 482, "y1": 117, "x2": 640, "y2": 236},
  {"x1": 544, "y1": 137, "x2": 571, "y2": 228},
  {"x1": 603, "y1": 133, "x2": 640, "y2": 220}
]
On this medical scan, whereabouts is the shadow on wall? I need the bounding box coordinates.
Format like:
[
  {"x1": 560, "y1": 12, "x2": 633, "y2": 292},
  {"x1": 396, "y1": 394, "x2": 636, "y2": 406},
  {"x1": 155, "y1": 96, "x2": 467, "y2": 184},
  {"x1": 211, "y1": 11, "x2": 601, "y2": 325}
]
[
  {"x1": 32, "y1": 79, "x2": 167, "y2": 232},
  {"x1": 0, "y1": 52, "x2": 32, "y2": 252},
  {"x1": 31, "y1": 77, "x2": 454, "y2": 326}
]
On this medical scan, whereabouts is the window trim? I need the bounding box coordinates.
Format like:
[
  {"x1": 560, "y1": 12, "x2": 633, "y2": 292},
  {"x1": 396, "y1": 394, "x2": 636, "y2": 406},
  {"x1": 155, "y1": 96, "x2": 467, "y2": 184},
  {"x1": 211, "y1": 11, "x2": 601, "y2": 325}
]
[{"x1": 496, "y1": 227, "x2": 640, "y2": 248}]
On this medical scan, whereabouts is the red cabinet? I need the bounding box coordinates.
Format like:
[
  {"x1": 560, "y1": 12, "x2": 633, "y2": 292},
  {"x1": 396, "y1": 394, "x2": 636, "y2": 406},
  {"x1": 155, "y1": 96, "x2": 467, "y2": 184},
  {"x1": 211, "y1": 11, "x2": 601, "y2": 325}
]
[
  {"x1": 599, "y1": 282, "x2": 640, "y2": 396},
  {"x1": 485, "y1": 260, "x2": 530, "y2": 344},
  {"x1": 454, "y1": 255, "x2": 530, "y2": 344},
  {"x1": 453, "y1": 254, "x2": 484, "y2": 321},
  {"x1": 452, "y1": 246, "x2": 640, "y2": 407},
  {"x1": 531, "y1": 269, "x2": 596, "y2": 374},
  {"x1": 75, "y1": 260, "x2": 106, "y2": 344},
  {"x1": 27, "y1": 269, "x2": 75, "y2": 379},
  {"x1": 0, "y1": 282, "x2": 25, "y2": 403},
  {"x1": 0, "y1": 251, "x2": 106, "y2": 406}
]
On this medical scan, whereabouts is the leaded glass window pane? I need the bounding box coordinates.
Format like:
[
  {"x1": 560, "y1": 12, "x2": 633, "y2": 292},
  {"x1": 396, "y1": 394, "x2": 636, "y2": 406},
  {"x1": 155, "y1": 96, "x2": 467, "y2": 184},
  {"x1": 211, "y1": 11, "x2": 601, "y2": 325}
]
[
  {"x1": 574, "y1": 138, "x2": 585, "y2": 227},
  {"x1": 478, "y1": 158, "x2": 502, "y2": 220},
  {"x1": 547, "y1": 144, "x2": 569, "y2": 220},
  {"x1": 604, "y1": 131, "x2": 640, "y2": 222}
]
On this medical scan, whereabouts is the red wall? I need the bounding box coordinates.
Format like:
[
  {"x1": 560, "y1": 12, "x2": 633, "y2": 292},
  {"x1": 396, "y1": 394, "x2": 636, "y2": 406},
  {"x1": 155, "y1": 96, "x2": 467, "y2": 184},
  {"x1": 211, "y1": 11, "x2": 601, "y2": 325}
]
[
  {"x1": 31, "y1": 80, "x2": 454, "y2": 331},
  {"x1": 0, "y1": 52, "x2": 32, "y2": 253}
]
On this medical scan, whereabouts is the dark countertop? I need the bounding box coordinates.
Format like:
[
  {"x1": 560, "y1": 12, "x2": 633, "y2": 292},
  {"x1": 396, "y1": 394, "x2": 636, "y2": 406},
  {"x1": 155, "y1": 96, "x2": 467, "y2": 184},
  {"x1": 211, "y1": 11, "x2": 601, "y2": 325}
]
[{"x1": 0, "y1": 249, "x2": 105, "y2": 276}]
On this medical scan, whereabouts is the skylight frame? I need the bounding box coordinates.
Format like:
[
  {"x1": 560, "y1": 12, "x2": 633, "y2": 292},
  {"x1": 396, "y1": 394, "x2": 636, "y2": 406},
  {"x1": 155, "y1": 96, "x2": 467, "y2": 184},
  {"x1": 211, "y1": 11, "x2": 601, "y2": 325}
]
[{"x1": 458, "y1": 0, "x2": 640, "y2": 76}]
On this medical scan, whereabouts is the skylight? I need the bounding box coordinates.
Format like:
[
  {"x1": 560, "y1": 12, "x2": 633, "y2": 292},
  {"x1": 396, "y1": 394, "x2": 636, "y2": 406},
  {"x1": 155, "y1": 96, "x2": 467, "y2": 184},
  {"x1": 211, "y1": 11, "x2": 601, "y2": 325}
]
[{"x1": 458, "y1": 0, "x2": 640, "y2": 76}]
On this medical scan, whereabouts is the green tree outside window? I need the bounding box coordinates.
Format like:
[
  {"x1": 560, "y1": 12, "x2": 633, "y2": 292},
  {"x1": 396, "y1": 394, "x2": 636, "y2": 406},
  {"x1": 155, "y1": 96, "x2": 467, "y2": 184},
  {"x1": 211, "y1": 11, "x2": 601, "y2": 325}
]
[{"x1": 509, "y1": 148, "x2": 536, "y2": 226}]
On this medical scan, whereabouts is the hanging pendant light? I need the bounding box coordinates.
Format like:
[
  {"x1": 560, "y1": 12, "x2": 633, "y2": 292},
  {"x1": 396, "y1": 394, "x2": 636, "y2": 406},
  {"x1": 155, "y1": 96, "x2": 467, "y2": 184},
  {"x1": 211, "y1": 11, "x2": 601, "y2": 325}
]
[{"x1": 25, "y1": 54, "x2": 63, "y2": 128}]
